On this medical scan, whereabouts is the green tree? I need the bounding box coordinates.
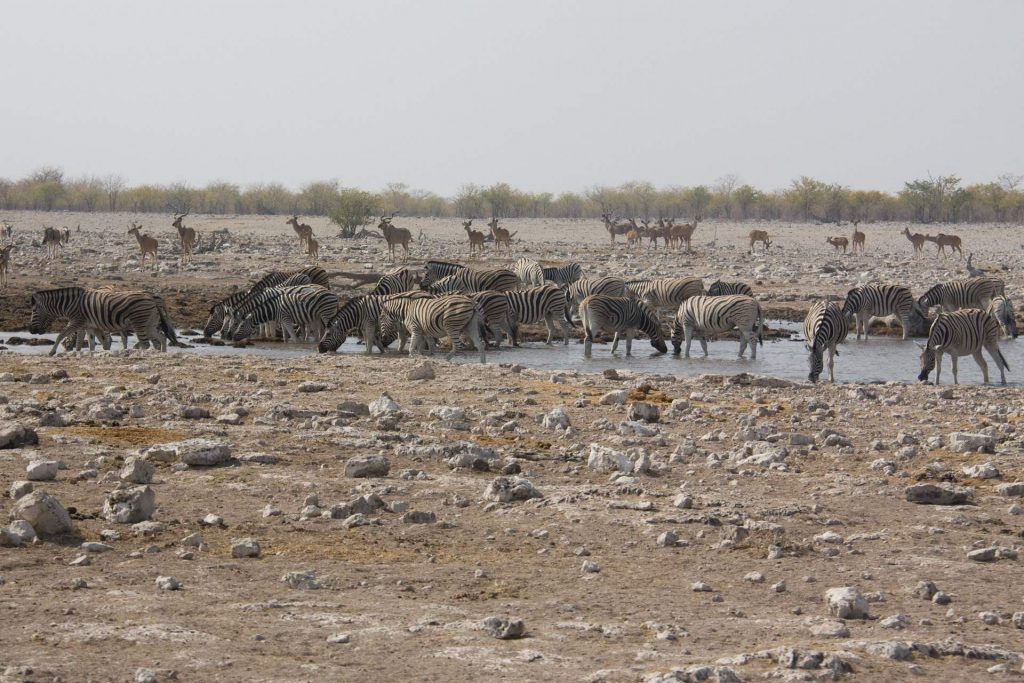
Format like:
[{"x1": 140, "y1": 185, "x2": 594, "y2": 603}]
[
  {"x1": 328, "y1": 188, "x2": 380, "y2": 237},
  {"x1": 299, "y1": 180, "x2": 340, "y2": 215}
]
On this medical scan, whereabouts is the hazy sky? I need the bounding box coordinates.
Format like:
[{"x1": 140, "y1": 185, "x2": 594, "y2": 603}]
[{"x1": 3, "y1": 1, "x2": 1022, "y2": 195}]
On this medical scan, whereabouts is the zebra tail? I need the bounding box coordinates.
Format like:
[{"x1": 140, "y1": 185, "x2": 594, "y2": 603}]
[
  {"x1": 998, "y1": 348, "x2": 1010, "y2": 372},
  {"x1": 757, "y1": 303, "x2": 765, "y2": 346},
  {"x1": 159, "y1": 310, "x2": 180, "y2": 346}
]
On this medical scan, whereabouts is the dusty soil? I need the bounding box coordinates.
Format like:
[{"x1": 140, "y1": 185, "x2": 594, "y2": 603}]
[{"x1": 0, "y1": 213, "x2": 1022, "y2": 682}]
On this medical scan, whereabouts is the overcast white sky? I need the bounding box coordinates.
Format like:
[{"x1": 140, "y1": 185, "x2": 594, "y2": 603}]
[{"x1": 3, "y1": 1, "x2": 1022, "y2": 195}]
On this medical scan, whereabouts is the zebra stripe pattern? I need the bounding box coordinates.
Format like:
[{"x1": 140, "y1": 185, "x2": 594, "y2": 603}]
[
  {"x1": 672, "y1": 294, "x2": 764, "y2": 359},
  {"x1": 579, "y1": 295, "x2": 667, "y2": 357},
  {"x1": 512, "y1": 257, "x2": 545, "y2": 287},
  {"x1": 203, "y1": 266, "x2": 330, "y2": 337},
  {"x1": 505, "y1": 284, "x2": 571, "y2": 345},
  {"x1": 803, "y1": 300, "x2": 849, "y2": 383},
  {"x1": 383, "y1": 294, "x2": 486, "y2": 363},
  {"x1": 29, "y1": 287, "x2": 169, "y2": 356},
  {"x1": 370, "y1": 267, "x2": 419, "y2": 295},
  {"x1": 841, "y1": 284, "x2": 915, "y2": 340},
  {"x1": 318, "y1": 295, "x2": 391, "y2": 354},
  {"x1": 918, "y1": 276, "x2": 1005, "y2": 313},
  {"x1": 918, "y1": 309, "x2": 1009, "y2": 385},
  {"x1": 425, "y1": 268, "x2": 520, "y2": 294},
  {"x1": 542, "y1": 262, "x2": 583, "y2": 287},
  {"x1": 987, "y1": 295, "x2": 1018, "y2": 339},
  {"x1": 708, "y1": 280, "x2": 753, "y2": 297},
  {"x1": 472, "y1": 291, "x2": 514, "y2": 348},
  {"x1": 626, "y1": 277, "x2": 704, "y2": 310},
  {"x1": 420, "y1": 261, "x2": 465, "y2": 288},
  {"x1": 231, "y1": 285, "x2": 339, "y2": 342},
  {"x1": 564, "y1": 276, "x2": 627, "y2": 323}
]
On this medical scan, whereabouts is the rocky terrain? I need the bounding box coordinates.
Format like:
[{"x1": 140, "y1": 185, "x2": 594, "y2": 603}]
[{"x1": 0, "y1": 213, "x2": 1022, "y2": 682}]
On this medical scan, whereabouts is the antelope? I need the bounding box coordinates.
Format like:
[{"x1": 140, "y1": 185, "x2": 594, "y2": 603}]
[
  {"x1": 748, "y1": 230, "x2": 771, "y2": 253},
  {"x1": 306, "y1": 235, "x2": 320, "y2": 262},
  {"x1": 60, "y1": 226, "x2": 71, "y2": 245},
  {"x1": 463, "y1": 220, "x2": 485, "y2": 257},
  {"x1": 924, "y1": 232, "x2": 963, "y2": 259},
  {"x1": 902, "y1": 227, "x2": 925, "y2": 254},
  {"x1": 601, "y1": 213, "x2": 631, "y2": 243},
  {"x1": 487, "y1": 217, "x2": 512, "y2": 253},
  {"x1": 851, "y1": 220, "x2": 865, "y2": 253},
  {"x1": 42, "y1": 226, "x2": 63, "y2": 260},
  {"x1": 626, "y1": 228, "x2": 640, "y2": 247},
  {"x1": 286, "y1": 215, "x2": 314, "y2": 248},
  {"x1": 0, "y1": 244, "x2": 14, "y2": 289},
  {"x1": 172, "y1": 212, "x2": 199, "y2": 263},
  {"x1": 378, "y1": 212, "x2": 412, "y2": 261},
  {"x1": 826, "y1": 236, "x2": 849, "y2": 254},
  {"x1": 673, "y1": 216, "x2": 701, "y2": 252},
  {"x1": 127, "y1": 222, "x2": 159, "y2": 269},
  {"x1": 1, "y1": 221, "x2": 12, "y2": 243}
]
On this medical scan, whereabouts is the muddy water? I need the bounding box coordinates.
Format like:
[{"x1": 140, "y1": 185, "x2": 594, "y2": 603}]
[{"x1": 2, "y1": 325, "x2": 1021, "y2": 386}]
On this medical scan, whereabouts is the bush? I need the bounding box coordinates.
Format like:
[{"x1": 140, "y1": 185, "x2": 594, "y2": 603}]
[{"x1": 328, "y1": 189, "x2": 380, "y2": 237}]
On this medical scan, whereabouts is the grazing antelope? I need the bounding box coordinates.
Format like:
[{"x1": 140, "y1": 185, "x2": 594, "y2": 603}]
[
  {"x1": 60, "y1": 226, "x2": 71, "y2": 245},
  {"x1": 286, "y1": 215, "x2": 314, "y2": 248},
  {"x1": 826, "y1": 236, "x2": 849, "y2": 254},
  {"x1": 924, "y1": 232, "x2": 963, "y2": 259},
  {"x1": 306, "y1": 235, "x2": 320, "y2": 262},
  {"x1": 42, "y1": 226, "x2": 63, "y2": 260},
  {"x1": 127, "y1": 222, "x2": 158, "y2": 269},
  {"x1": 172, "y1": 212, "x2": 199, "y2": 264},
  {"x1": 463, "y1": 220, "x2": 485, "y2": 257},
  {"x1": 851, "y1": 221, "x2": 865, "y2": 253},
  {"x1": 902, "y1": 227, "x2": 925, "y2": 254},
  {"x1": 378, "y1": 213, "x2": 412, "y2": 261},
  {"x1": 0, "y1": 244, "x2": 14, "y2": 289},
  {"x1": 748, "y1": 230, "x2": 771, "y2": 254},
  {"x1": 487, "y1": 217, "x2": 512, "y2": 253}
]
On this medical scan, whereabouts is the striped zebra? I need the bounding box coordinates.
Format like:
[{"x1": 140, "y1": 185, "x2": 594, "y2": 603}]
[
  {"x1": 708, "y1": 280, "x2": 753, "y2": 297},
  {"x1": 841, "y1": 284, "x2": 915, "y2": 340},
  {"x1": 420, "y1": 261, "x2": 465, "y2": 288},
  {"x1": 543, "y1": 262, "x2": 583, "y2": 287},
  {"x1": 369, "y1": 267, "x2": 419, "y2": 295},
  {"x1": 579, "y1": 295, "x2": 667, "y2": 357},
  {"x1": 382, "y1": 294, "x2": 486, "y2": 363},
  {"x1": 230, "y1": 285, "x2": 339, "y2": 342},
  {"x1": 203, "y1": 266, "x2": 329, "y2": 337},
  {"x1": 987, "y1": 296, "x2": 1018, "y2": 339},
  {"x1": 626, "y1": 277, "x2": 704, "y2": 311},
  {"x1": 564, "y1": 276, "x2": 627, "y2": 324},
  {"x1": 512, "y1": 257, "x2": 545, "y2": 287},
  {"x1": 671, "y1": 295, "x2": 764, "y2": 359},
  {"x1": 917, "y1": 276, "x2": 1005, "y2": 313},
  {"x1": 29, "y1": 287, "x2": 172, "y2": 356},
  {"x1": 93, "y1": 287, "x2": 179, "y2": 350},
  {"x1": 917, "y1": 309, "x2": 1009, "y2": 385},
  {"x1": 472, "y1": 290, "x2": 515, "y2": 348},
  {"x1": 803, "y1": 301, "x2": 849, "y2": 383},
  {"x1": 377, "y1": 291, "x2": 435, "y2": 351},
  {"x1": 318, "y1": 295, "x2": 392, "y2": 354},
  {"x1": 424, "y1": 268, "x2": 520, "y2": 294},
  {"x1": 505, "y1": 284, "x2": 572, "y2": 345}
]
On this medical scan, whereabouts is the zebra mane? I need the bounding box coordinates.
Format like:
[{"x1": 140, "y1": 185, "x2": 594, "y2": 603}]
[{"x1": 34, "y1": 286, "x2": 85, "y2": 297}]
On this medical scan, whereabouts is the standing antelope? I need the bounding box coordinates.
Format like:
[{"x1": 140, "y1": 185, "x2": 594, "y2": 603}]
[
  {"x1": 378, "y1": 213, "x2": 412, "y2": 261},
  {"x1": 902, "y1": 227, "x2": 925, "y2": 254},
  {"x1": 306, "y1": 235, "x2": 320, "y2": 262},
  {"x1": 672, "y1": 216, "x2": 700, "y2": 252},
  {"x1": 127, "y1": 222, "x2": 158, "y2": 269},
  {"x1": 60, "y1": 226, "x2": 71, "y2": 245},
  {"x1": 42, "y1": 226, "x2": 63, "y2": 260},
  {"x1": 923, "y1": 233, "x2": 963, "y2": 259},
  {"x1": 487, "y1": 217, "x2": 511, "y2": 253},
  {"x1": 464, "y1": 220, "x2": 485, "y2": 257},
  {"x1": 1, "y1": 221, "x2": 12, "y2": 243},
  {"x1": 748, "y1": 230, "x2": 771, "y2": 253},
  {"x1": 826, "y1": 236, "x2": 849, "y2": 254},
  {"x1": 172, "y1": 212, "x2": 199, "y2": 264},
  {"x1": 601, "y1": 213, "x2": 630, "y2": 243},
  {"x1": 0, "y1": 244, "x2": 14, "y2": 289},
  {"x1": 851, "y1": 221, "x2": 865, "y2": 253},
  {"x1": 286, "y1": 216, "x2": 314, "y2": 248}
]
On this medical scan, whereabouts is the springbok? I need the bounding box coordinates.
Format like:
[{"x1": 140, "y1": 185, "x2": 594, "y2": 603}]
[
  {"x1": 487, "y1": 217, "x2": 512, "y2": 253},
  {"x1": 902, "y1": 227, "x2": 925, "y2": 254},
  {"x1": 127, "y1": 222, "x2": 159, "y2": 269},
  {"x1": 0, "y1": 244, "x2": 14, "y2": 289},
  {"x1": 378, "y1": 212, "x2": 412, "y2": 261},
  {"x1": 172, "y1": 212, "x2": 199, "y2": 263},
  {"x1": 924, "y1": 233, "x2": 963, "y2": 259},
  {"x1": 42, "y1": 226, "x2": 63, "y2": 260},
  {"x1": 463, "y1": 220, "x2": 485, "y2": 257},
  {"x1": 748, "y1": 230, "x2": 771, "y2": 253},
  {"x1": 286, "y1": 216, "x2": 314, "y2": 248},
  {"x1": 826, "y1": 236, "x2": 849, "y2": 254},
  {"x1": 851, "y1": 221, "x2": 865, "y2": 253}
]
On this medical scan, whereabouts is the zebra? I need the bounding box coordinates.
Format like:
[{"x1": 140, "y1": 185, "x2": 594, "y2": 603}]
[
  {"x1": 472, "y1": 290, "x2": 515, "y2": 348},
  {"x1": 512, "y1": 257, "x2": 545, "y2": 287},
  {"x1": 382, "y1": 294, "x2": 486, "y2": 363},
  {"x1": 505, "y1": 284, "x2": 572, "y2": 345},
  {"x1": 707, "y1": 280, "x2": 753, "y2": 297},
  {"x1": 672, "y1": 295, "x2": 764, "y2": 359},
  {"x1": 917, "y1": 276, "x2": 1005, "y2": 314},
  {"x1": 376, "y1": 291, "x2": 435, "y2": 351},
  {"x1": 203, "y1": 266, "x2": 329, "y2": 337},
  {"x1": 987, "y1": 295, "x2": 1018, "y2": 339},
  {"x1": 369, "y1": 267, "x2": 419, "y2": 295},
  {"x1": 92, "y1": 287, "x2": 180, "y2": 350},
  {"x1": 917, "y1": 309, "x2": 1009, "y2": 385},
  {"x1": 29, "y1": 287, "x2": 172, "y2": 356},
  {"x1": 579, "y1": 295, "x2": 667, "y2": 357},
  {"x1": 420, "y1": 260, "x2": 465, "y2": 288},
  {"x1": 542, "y1": 262, "x2": 583, "y2": 287},
  {"x1": 626, "y1": 277, "x2": 704, "y2": 311},
  {"x1": 564, "y1": 276, "x2": 627, "y2": 324},
  {"x1": 424, "y1": 268, "x2": 520, "y2": 294},
  {"x1": 318, "y1": 295, "x2": 394, "y2": 354},
  {"x1": 803, "y1": 300, "x2": 849, "y2": 383},
  {"x1": 230, "y1": 285, "x2": 339, "y2": 342},
  {"x1": 841, "y1": 284, "x2": 915, "y2": 340}
]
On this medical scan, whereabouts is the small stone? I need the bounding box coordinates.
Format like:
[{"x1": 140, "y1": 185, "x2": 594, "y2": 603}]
[
  {"x1": 297, "y1": 381, "x2": 327, "y2": 393},
  {"x1": 581, "y1": 560, "x2": 601, "y2": 573},
  {"x1": 180, "y1": 533, "x2": 205, "y2": 549},
  {"x1": 931, "y1": 592, "x2": 951, "y2": 605},
  {"x1": 656, "y1": 531, "x2": 679, "y2": 547},
  {"x1": 825, "y1": 587, "x2": 869, "y2": 619},
  {"x1": 407, "y1": 362, "x2": 435, "y2": 381},
  {"x1": 368, "y1": 394, "x2": 401, "y2": 417},
  {"x1": 25, "y1": 460, "x2": 59, "y2": 481},
  {"x1": 947, "y1": 432, "x2": 995, "y2": 453},
  {"x1": 482, "y1": 616, "x2": 525, "y2": 639},
  {"x1": 967, "y1": 547, "x2": 998, "y2": 562},
  {"x1": 7, "y1": 520, "x2": 36, "y2": 544},
  {"x1": 482, "y1": 477, "x2": 542, "y2": 502},
  {"x1": 744, "y1": 572, "x2": 765, "y2": 584},
  {"x1": 342, "y1": 513, "x2": 370, "y2": 528},
  {"x1": 327, "y1": 633, "x2": 351, "y2": 644},
  {"x1": 542, "y1": 407, "x2": 571, "y2": 430},
  {"x1": 810, "y1": 620, "x2": 850, "y2": 638},
  {"x1": 401, "y1": 510, "x2": 436, "y2": 524},
  {"x1": 599, "y1": 390, "x2": 629, "y2": 406},
  {"x1": 231, "y1": 538, "x2": 261, "y2": 558},
  {"x1": 979, "y1": 612, "x2": 999, "y2": 625},
  {"x1": 344, "y1": 455, "x2": 390, "y2": 478},
  {"x1": 102, "y1": 486, "x2": 156, "y2": 524},
  {"x1": 691, "y1": 581, "x2": 712, "y2": 592},
  {"x1": 261, "y1": 505, "x2": 282, "y2": 518},
  {"x1": 771, "y1": 580, "x2": 786, "y2": 593},
  {"x1": 201, "y1": 514, "x2": 225, "y2": 527},
  {"x1": 628, "y1": 402, "x2": 660, "y2": 423},
  {"x1": 155, "y1": 438, "x2": 231, "y2": 466},
  {"x1": 904, "y1": 483, "x2": 974, "y2": 506},
  {"x1": 282, "y1": 571, "x2": 322, "y2": 590},
  {"x1": 911, "y1": 581, "x2": 938, "y2": 600},
  {"x1": 119, "y1": 457, "x2": 155, "y2": 484},
  {"x1": 962, "y1": 462, "x2": 1001, "y2": 480},
  {"x1": 1011, "y1": 612, "x2": 1024, "y2": 629},
  {"x1": 9, "y1": 481, "x2": 33, "y2": 500},
  {"x1": 997, "y1": 482, "x2": 1024, "y2": 497},
  {"x1": 69, "y1": 555, "x2": 91, "y2": 566},
  {"x1": 879, "y1": 614, "x2": 908, "y2": 630},
  {"x1": 81, "y1": 542, "x2": 113, "y2": 553},
  {"x1": 0, "y1": 420, "x2": 39, "y2": 449},
  {"x1": 155, "y1": 576, "x2": 181, "y2": 591}
]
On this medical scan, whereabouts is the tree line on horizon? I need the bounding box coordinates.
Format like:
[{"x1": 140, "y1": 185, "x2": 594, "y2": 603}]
[{"x1": 2, "y1": 168, "x2": 1023, "y2": 225}]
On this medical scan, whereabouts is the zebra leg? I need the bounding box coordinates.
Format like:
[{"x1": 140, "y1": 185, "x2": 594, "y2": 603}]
[
  {"x1": 410, "y1": 331, "x2": 423, "y2": 356},
  {"x1": 468, "y1": 321, "x2": 487, "y2": 364},
  {"x1": 611, "y1": 332, "x2": 620, "y2": 354},
  {"x1": 624, "y1": 330, "x2": 633, "y2": 357},
  {"x1": 828, "y1": 343, "x2": 837, "y2": 383},
  {"x1": 699, "y1": 336, "x2": 709, "y2": 357},
  {"x1": 559, "y1": 316, "x2": 571, "y2": 345},
  {"x1": 50, "y1": 324, "x2": 80, "y2": 356},
  {"x1": 900, "y1": 316, "x2": 909, "y2": 341},
  {"x1": 972, "y1": 350, "x2": 990, "y2": 384},
  {"x1": 683, "y1": 323, "x2": 694, "y2": 358},
  {"x1": 583, "y1": 326, "x2": 593, "y2": 357},
  {"x1": 985, "y1": 344, "x2": 1008, "y2": 385},
  {"x1": 362, "y1": 322, "x2": 374, "y2": 355},
  {"x1": 934, "y1": 351, "x2": 944, "y2": 385}
]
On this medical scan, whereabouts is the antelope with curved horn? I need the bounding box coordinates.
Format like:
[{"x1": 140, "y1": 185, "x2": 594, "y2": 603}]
[
  {"x1": 127, "y1": 222, "x2": 159, "y2": 269},
  {"x1": 172, "y1": 211, "x2": 199, "y2": 264},
  {"x1": 487, "y1": 217, "x2": 511, "y2": 253},
  {"x1": 463, "y1": 219, "x2": 485, "y2": 257},
  {"x1": 378, "y1": 212, "x2": 412, "y2": 261},
  {"x1": 286, "y1": 215, "x2": 314, "y2": 248}
]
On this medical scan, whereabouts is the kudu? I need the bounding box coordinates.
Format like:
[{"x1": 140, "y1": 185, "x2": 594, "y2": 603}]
[
  {"x1": 172, "y1": 212, "x2": 199, "y2": 263},
  {"x1": 463, "y1": 219, "x2": 485, "y2": 257},
  {"x1": 286, "y1": 215, "x2": 314, "y2": 248},
  {"x1": 924, "y1": 232, "x2": 963, "y2": 259},
  {"x1": 42, "y1": 226, "x2": 63, "y2": 260},
  {"x1": 601, "y1": 213, "x2": 631, "y2": 243},
  {"x1": 902, "y1": 227, "x2": 925, "y2": 254},
  {"x1": 826, "y1": 236, "x2": 849, "y2": 254},
  {"x1": 127, "y1": 222, "x2": 159, "y2": 269},
  {"x1": 378, "y1": 212, "x2": 412, "y2": 261},
  {"x1": 487, "y1": 217, "x2": 512, "y2": 253},
  {"x1": 673, "y1": 216, "x2": 701, "y2": 253},
  {"x1": 851, "y1": 220, "x2": 865, "y2": 253},
  {"x1": 748, "y1": 230, "x2": 772, "y2": 254},
  {"x1": 0, "y1": 244, "x2": 14, "y2": 289}
]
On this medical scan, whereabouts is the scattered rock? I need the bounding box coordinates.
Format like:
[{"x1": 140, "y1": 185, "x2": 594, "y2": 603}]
[
  {"x1": 25, "y1": 460, "x2": 58, "y2": 481},
  {"x1": 9, "y1": 481, "x2": 33, "y2": 500},
  {"x1": 483, "y1": 477, "x2": 543, "y2": 502},
  {"x1": 344, "y1": 455, "x2": 390, "y2": 478},
  {"x1": 997, "y1": 482, "x2": 1024, "y2": 498},
  {"x1": 482, "y1": 616, "x2": 525, "y2": 639},
  {"x1": 947, "y1": 432, "x2": 995, "y2": 454},
  {"x1": 231, "y1": 538, "x2": 261, "y2": 558},
  {"x1": 581, "y1": 560, "x2": 601, "y2": 573},
  {"x1": 368, "y1": 394, "x2": 401, "y2": 417},
  {"x1": 407, "y1": 362, "x2": 435, "y2": 381},
  {"x1": 155, "y1": 576, "x2": 181, "y2": 591},
  {"x1": 911, "y1": 580, "x2": 938, "y2": 600},
  {"x1": 401, "y1": 510, "x2": 436, "y2": 524},
  {"x1": 692, "y1": 582, "x2": 712, "y2": 592},
  {"x1": 599, "y1": 390, "x2": 629, "y2": 406},
  {"x1": 962, "y1": 462, "x2": 1001, "y2": 480},
  {"x1": 542, "y1": 407, "x2": 571, "y2": 430},
  {"x1": 10, "y1": 490, "x2": 73, "y2": 535},
  {"x1": 810, "y1": 620, "x2": 850, "y2": 638},
  {"x1": 904, "y1": 483, "x2": 974, "y2": 506},
  {"x1": 282, "y1": 571, "x2": 322, "y2": 589},
  {"x1": 825, "y1": 587, "x2": 869, "y2": 619},
  {"x1": 327, "y1": 633, "x2": 351, "y2": 644},
  {"x1": 120, "y1": 457, "x2": 155, "y2": 485},
  {"x1": 628, "y1": 401, "x2": 660, "y2": 423},
  {"x1": 967, "y1": 546, "x2": 1017, "y2": 562},
  {"x1": 102, "y1": 486, "x2": 156, "y2": 524},
  {"x1": 656, "y1": 531, "x2": 679, "y2": 547},
  {"x1": 297, "y1": 381, "x2": 327, "y2": 393},
  {"x1": 0, "y1": 421, "x2": 39, "y2": 449}
]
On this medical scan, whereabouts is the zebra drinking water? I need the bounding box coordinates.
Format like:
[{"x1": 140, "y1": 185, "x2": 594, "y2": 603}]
[
  {"x1": 383, "y1": 294, "x2": 486, "y2": 363},
  {"x1": 803, "y1": 300, "x2": 849, "y2": 383},
  {"x1": 917, "y1": 309, "x2": 1009, "y2": 385},
  {"x1": 230, "y1": 285, "x2": 339, "y2": 343},
  {"x1": 564, "y1": 276, "x2": 627, "y2": 324},
  {"x1": 987, "y1": 295, "x2": 1018, "y2": 339},
  {"x1": 578, "y1": 295, "x2": 667, "y2": 357}
]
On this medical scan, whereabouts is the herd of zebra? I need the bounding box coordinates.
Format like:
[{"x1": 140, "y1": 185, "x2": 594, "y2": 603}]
[{"x1": 24, "y1": 257, "x2": 1019, "y2": 385}]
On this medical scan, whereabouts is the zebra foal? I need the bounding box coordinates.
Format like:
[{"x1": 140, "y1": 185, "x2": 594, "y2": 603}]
[
  {"x1": 578, "y1": 295, "x2": 667, "y2": 357},
  {"x1": 803, "y1": 301, "x2": 849, "y2": 383},
  {"x1": 671, "y1": 295, "x2": 764, "y2": 359},
  {"x1": 917, "y1": 309, "x2": 1009, "y2": 385}
]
